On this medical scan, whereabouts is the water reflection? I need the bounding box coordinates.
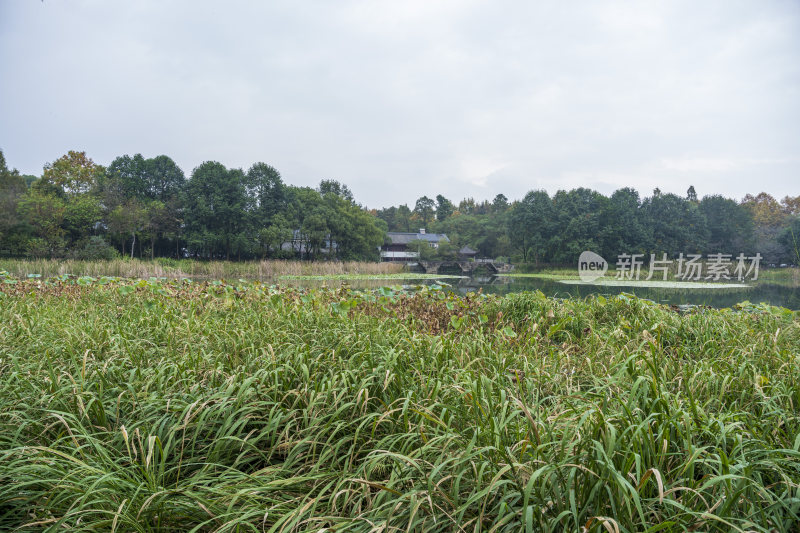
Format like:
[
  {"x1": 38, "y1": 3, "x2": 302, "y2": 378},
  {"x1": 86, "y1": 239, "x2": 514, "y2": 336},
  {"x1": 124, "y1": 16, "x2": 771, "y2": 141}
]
[
  {"x1": 283, "y1": 275, "x2": 800, "y2": 310},
  {"x1": 474, "y1": 277, "x2": 800, "y2": 310}
]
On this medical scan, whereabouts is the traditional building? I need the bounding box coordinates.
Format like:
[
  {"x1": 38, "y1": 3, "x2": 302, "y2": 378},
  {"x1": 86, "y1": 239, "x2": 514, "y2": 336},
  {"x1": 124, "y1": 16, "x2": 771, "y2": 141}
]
[
  {"x1": 458, "y1": 245, "x2": 478, "y2": 260},
  {"x1": 380, "y1": 229, "x2": 449, "y2": 261}
]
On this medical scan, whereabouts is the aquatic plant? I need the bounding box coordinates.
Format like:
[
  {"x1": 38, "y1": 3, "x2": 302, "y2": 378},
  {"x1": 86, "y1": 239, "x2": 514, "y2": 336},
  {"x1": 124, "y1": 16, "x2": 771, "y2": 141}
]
[{"x1": 0, "y1": 278, "x2": 798, "y2": 531}]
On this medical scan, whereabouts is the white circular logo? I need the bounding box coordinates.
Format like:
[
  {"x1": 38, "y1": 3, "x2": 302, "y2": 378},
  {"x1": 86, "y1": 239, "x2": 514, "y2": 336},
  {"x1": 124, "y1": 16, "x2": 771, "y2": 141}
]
[{"x1": 578, "y1": 251, "x2": 607, "y2": 282}]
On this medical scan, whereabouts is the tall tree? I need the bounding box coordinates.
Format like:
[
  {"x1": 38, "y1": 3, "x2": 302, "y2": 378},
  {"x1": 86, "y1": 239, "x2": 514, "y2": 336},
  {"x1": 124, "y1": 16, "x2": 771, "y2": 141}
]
[
  {"x1": 508, "y1": 190, "x2": 553, "y2": 264},
  {"x1": 258, "y1": 214, "x2": 292, "y2": 258},
  {"x1": 396, "y1": 204, "x2": 412, "y2": 232},
  {"x1": 145, "y1": 200, "x2": 180, "y2": 259},
  {"x1": 778, "y1": 217, "x2": 800, "y2": 264},
  {"x1": 17, "y1": 191, "x2": 66, "y2": 257},
  {"x1": 413, "y1": 196, "x2": 435, "y2": 227},
  {"x1": 107, "y1": 154, "x2": 149, "y2": 199},
  {"x1": 0, "y1": 150, "x2": 28, "y2": 252},
  {"x1": 145, "y1": 155, "x2": 185, "y2": 202},
  {"x1": 491, "y1": 193, "x2": 509, "y2": 213},
  {"x1": 742, "y1": 193, "x2": 787, "y2": 228},
  {"x1": 642, "y1": 192, "x2": 708, "y2": 254},
  {"x1": 548, "y1": 188, "x2": 607, "y2": 263},
  {"x1": 41, "y1": 151, "x2": 104, "y2": 197},
  {"x1": 375, "y1": 206, "x2": 397, "y2": 231},
  {"x1": 183, "y1": 162, "x2": 249, "y2": 260},
  {"x1": 318, "y1": 179, "x2": 354, "y2": 203},
  {"x1": 63, "y1": 194, "x2": 102, "y2": 243},
  {"x1": 246, "y1": 163, "x2": 285, "y2": 227},
  {"x1": 435, "y1": 194, "x2": 454, "y2": 222},
  {"x1": 458, "y1": 198, "x2": 476, "y2": 215},
  {"x1": 107, "y1": 153, "x2": 185, "y2": 203},
  {"x1": 742, "y1": 192, "x2": 790, "y2": 263},
  {"x1": 107, "y1": 199, "x2": 148, "y2": 259},
  {"x1": 598, "y1": 188, "x2": 648, "y2": 258},
  {"x1": 781, "y1": 195, "x2": 800, "y2": 217},
  {"x1": 699, "y1": 195, "x2": 753, "y2": 253}
]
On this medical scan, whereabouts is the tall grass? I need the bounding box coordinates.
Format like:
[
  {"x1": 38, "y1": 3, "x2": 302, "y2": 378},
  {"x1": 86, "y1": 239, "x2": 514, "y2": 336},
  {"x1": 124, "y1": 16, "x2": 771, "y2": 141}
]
[
  {"x1": 0, "y1": 279, "x2": 798, "y2": 531},
  {"x1": 0, "y1": 258, "x2": 403, "y2": 280}
]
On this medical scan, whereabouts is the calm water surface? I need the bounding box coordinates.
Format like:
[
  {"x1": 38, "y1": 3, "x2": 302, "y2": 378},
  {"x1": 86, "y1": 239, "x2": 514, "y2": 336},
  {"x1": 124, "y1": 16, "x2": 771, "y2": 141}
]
[{"x1": 288, "y1": 276, "x2": 800, "y2": 310}]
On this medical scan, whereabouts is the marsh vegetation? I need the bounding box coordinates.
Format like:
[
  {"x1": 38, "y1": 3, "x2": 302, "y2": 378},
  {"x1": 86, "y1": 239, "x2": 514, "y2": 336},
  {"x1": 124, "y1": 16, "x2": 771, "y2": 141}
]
[
  {"x1": 1, "y1": 275, "x2": 798, "y2": 531},
  {"x1": 0, "y1": 258, "x2": 404, "y2": 281}
]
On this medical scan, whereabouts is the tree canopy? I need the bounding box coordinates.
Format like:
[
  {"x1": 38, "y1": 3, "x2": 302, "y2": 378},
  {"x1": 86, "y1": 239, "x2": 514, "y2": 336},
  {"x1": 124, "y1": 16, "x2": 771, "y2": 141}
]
[{"x1": 2, "y1": 148, "x2": 798, "y2": 265}]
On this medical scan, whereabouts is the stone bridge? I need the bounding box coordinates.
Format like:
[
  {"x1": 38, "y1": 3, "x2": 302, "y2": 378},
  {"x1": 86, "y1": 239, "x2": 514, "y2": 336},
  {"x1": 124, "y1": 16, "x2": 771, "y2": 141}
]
[{"x1": 413, "y1": 261, "x2": 513, "y2": 275}]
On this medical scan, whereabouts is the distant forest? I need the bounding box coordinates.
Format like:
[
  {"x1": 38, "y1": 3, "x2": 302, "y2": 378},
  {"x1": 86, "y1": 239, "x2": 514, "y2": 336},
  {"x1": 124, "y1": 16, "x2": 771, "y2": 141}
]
[
  {"x1": 0, "y1": 150, "x2": 383, "y2": 261},
  {"x1": 377, "y1": 189, "x2": 800, "y2": 266},
  {"x1": 1, "y1": 149, "x2": 799, "y2": 265}
]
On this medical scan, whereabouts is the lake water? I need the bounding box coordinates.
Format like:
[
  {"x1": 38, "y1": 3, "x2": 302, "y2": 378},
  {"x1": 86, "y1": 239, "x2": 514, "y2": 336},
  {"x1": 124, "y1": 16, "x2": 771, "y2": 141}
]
[{"x1": 287, "y1": 275, "x2": 800, "y2": 310}]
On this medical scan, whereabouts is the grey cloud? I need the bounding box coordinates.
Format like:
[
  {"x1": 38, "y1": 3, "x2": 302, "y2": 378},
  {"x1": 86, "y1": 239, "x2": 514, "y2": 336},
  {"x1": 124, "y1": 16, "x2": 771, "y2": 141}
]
[{"x1": 1, "y1": 0, "x2": 798, "y2": 208}]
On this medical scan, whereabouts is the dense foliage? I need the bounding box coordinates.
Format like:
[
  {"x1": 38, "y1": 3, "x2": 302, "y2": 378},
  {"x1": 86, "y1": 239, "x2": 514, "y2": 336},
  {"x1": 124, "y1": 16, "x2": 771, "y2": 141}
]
[
  {"x1": 0, "y1": 277, "x2": 798, "y2": 530},
  {"x1": 378, "y1": 189, "x2": 800, "y2": 265},
  {"x1": 2, "y1": 149, "x2": 799, "y2": 264},
  {"x1": 0, "y1": 150, "x2": 384, "y2": 261}
]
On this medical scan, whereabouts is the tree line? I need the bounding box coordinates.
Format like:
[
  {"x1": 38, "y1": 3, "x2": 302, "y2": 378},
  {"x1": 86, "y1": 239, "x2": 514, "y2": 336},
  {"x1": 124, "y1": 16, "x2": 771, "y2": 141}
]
[
  {"x1": 2, "y1": 148, "x2": 799, "y2": 265},
  {"x1": 376, "y1": 187, "x2": 800, "y2": 265},
  {"x1": 0, "y1": 150, "x2": 384, "y2": 261}
]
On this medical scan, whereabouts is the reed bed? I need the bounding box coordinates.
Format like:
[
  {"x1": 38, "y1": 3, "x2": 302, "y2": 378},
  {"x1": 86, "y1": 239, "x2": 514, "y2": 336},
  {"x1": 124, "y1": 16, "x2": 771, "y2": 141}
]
[
  {"x1": 0, "y1": 277, "x2": 798, "y2": 531},
  {"x1": 0, "y1": 258, "x2": 404, "y2": 281}
]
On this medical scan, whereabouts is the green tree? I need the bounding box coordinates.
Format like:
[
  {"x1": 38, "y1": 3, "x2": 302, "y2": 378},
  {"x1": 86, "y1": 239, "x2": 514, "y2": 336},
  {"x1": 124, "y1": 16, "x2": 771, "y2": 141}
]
[
  {"x1": 598, "y1": 188, "x2": 648, "y2": 258},
  {"x1": 108, "y1": 200, "x2": 148, "y2": 258},
  {"x1": 458, "y1": 198, "x2": 476, "y2": 215},
  {"x1": 435, "y1": 194, "x2": 454, "y2": 222},
  {"x1": 508, "y1": 190, "x2": 553, "y2": 264},
  {"x1": 433, "y1": 240, "x2": 457, "y2": 260},
  {"x1": 334, "y1": 204, "x2": 384, "y2": 260},
  {"x1": 63, "y1": 194, "x2": 102, "y2": 243},
  {"x1": 549, "y1": 188, "x2": 608, "y2": 264},
  {"x1": 301, "y1": 211, "x2": 329, "y2": 260},
  {"x1": 17, "y1": 190, "x2": 66, "y2": 257},
  {"x1": 317, "y1": 182, "x2": 382, "y2": 260},
  {"x1": 145, "y1": 155, "x2": 185, "y2": 202},
  {"x1": 491, "y1": 193, "x2": 509, "y2": 213},
  {"x1": 407, "y1": 238, "x2": 437, "y2": 261},
  {"x1": 376, "y1": 206, "x2": 397, "y2": 231},
  {"x1": 641, "y1": 192, "x2": 708, "y2": 254},
  {"x1": 396, "y1": 204, "x2": 412, "y2": 232},
  {"x1": 285, "y1": 186, "x2": 323, "y2": 257},
  {"x1": 698, "y1": 195, "x2": 753, "y2": 254},
  {"x1": 105, "y1": 154, "x2": 185, "y2": 257},
  {"x1": 107, "y1": 154, "x2": 149, "y2": 199},
  {"x1": 144, "y1": 200, "x2": 181, "y2": 260},
  {"x1": 0, "y1": 150, "x2": 29, "y2": 253},
  {"x1": 318, "y1": 179, "x2": 354, "y2": 203},
  {"x1": 246, "y1": 163, "x2": 285, "y2": 228},
  {"x1": 41, "y1": 151, "x2": 104, "y2": 197},
  {"x1": 258, "y1": 214, "x2": 292, "y2": 258},
  {"x1": 414, "y1": 196, "x2": 435, "y2": 227},
  {"x1": 183, "y1": 162, "x2": 249, "y2": 260},
  {"x1": 778, "y1": 217, "x2": 800, "y2": 264}
]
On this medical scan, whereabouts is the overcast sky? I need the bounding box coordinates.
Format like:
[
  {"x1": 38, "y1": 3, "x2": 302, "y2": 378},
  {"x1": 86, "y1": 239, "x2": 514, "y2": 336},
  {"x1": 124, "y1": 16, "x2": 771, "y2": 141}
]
[{"x1": 1, "y1": 1, "x2": 798, "y2": 208}]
